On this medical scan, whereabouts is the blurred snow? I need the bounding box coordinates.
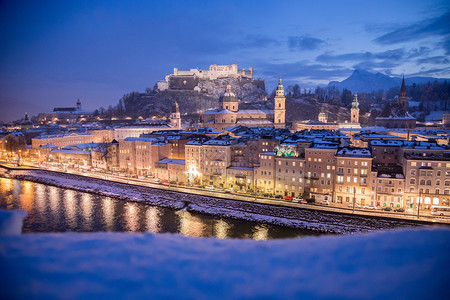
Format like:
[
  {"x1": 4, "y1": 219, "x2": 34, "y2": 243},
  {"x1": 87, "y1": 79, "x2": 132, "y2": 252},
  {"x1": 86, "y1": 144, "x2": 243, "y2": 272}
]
[
  {"x1": 1, "y1": 228, "x2": 448, "y2": 299},
  {"x1": 0, "y1": 210, "x2": 27, "y2": 235}
]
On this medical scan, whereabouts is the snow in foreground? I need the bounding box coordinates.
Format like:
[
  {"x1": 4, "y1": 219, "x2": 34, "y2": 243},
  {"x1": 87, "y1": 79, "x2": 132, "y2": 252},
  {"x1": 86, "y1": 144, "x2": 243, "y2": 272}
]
[
  {"x1": 1, "y1": 222, "x2": 448, "y2": 299},
  {"x1": 0, "y1": 209, "x2": 27, "y2": 235}
]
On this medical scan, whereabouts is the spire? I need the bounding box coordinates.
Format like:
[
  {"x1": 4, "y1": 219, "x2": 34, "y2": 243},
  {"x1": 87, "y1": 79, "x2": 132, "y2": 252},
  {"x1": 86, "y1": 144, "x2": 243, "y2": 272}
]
[
  {"x1": 24, "y1": 112, "x2": 29, "y2": 121},
  {"x1": 400, "y1": 75, "x2": 406, "y2": 93},
  {"x1": 352, "y1": 93, "x2": 359, "y2": 109}
]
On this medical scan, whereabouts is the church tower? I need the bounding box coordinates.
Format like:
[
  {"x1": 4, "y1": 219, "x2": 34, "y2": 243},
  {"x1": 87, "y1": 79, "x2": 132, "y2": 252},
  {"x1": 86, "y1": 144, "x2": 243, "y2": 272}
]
[
  {"x1": 170, "y1": 101, "x2": 181, "y2": 129},
  {"x1": 398, "y1": 75, "x2": 408, "y2": 110},
  {"x1": 274, "y1": 78, "x2": 286, "y2": 129},
  {"x1": 351, "y1": 93, "x2": 359, "y2": 124},
  {"x1": 76, "y1": 99, "x2": 82, "y2": 110}
]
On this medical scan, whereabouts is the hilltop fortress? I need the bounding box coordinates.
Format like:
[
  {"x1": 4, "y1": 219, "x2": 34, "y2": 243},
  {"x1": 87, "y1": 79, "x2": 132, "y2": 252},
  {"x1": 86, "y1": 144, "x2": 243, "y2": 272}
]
[{"x1": 157, "y1": 63, "x2": 261, "y2": 92}]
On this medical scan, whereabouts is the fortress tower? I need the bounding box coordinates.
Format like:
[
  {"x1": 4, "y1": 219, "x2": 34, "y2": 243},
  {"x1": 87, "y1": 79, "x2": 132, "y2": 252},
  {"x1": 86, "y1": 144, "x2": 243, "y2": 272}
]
[
  {"x1": 274, "y1": 78, "x2": 286, "y2": 129},
  {"x1": 351, "y1": 93, "x2": 359, "y2": 124}
]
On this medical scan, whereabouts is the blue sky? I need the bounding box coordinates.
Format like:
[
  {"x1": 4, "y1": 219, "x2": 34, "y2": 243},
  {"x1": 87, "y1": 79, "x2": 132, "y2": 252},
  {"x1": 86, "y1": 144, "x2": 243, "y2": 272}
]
[{"x1": 1, "y1": 0, "x2": 449, "y2": 122}]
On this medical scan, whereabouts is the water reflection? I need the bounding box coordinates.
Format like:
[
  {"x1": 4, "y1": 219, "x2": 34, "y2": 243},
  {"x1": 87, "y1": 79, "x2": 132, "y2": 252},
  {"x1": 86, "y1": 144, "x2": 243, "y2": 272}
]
[
  {"x1": 64, "y1": 190, "x2": 76, "y2": 228},
  {"x1": 0, "y1": 178, "x2": 321, "y2": 239},
  {"x1": 146, "y1": 206, "x2": 160, "y2": 233},
  {"x1": 125, "y1": 202, "x2": 139, "y2": 232},
  {"x1": 103, "y1": 198, "x2": 114, "y2": 231}
]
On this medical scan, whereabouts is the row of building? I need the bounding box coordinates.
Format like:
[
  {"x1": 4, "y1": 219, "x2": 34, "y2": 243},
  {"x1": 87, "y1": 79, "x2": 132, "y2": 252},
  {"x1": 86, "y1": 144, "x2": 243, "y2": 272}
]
[{"x1": 28, "y1": 124, "x2": 450, "y2": 212}]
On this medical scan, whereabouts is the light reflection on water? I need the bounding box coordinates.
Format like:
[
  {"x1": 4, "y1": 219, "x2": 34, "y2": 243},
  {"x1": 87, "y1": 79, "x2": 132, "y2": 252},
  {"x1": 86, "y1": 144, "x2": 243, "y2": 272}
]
[{"x1": 0, "y1": 178, "x2": 321, "y2": 240}]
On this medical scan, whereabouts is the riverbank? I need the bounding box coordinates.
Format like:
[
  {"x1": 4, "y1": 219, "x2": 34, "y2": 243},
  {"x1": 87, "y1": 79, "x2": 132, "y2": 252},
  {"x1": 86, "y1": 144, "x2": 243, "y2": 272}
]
[{"x1": 0, "y1": 166, "x2": 441, "y2": 234}]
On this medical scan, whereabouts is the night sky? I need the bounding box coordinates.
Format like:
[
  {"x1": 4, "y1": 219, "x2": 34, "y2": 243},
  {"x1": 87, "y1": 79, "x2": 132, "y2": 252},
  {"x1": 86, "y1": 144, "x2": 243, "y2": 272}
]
[{"x1": 1, "y1": 0, "x2": 449, "y2": 122}]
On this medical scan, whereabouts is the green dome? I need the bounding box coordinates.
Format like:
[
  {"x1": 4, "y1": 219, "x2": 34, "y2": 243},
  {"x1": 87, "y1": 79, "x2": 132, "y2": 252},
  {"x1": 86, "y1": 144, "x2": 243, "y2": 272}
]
[
  {"x1": 219, "y1": 85, "x2": 238, "y2": 102},
  {"x1": 276, "y1": 78, "x2": 284, "y2": 90}
]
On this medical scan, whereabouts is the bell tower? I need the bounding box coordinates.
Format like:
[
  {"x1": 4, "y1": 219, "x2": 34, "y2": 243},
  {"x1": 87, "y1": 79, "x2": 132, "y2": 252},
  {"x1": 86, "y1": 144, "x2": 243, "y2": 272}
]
[
  {"x1": 351, "y1": 93, "x2": 359, "y2": 123},
  {"x1": 274, "y1": 78, "x2": 286, "y2": 129},
  {"x1": 398, "y1": 75, "x2": 408, "y2": 110},
  {"x1": 170, "y1": 101, "x2": 181, "y2": 129}
]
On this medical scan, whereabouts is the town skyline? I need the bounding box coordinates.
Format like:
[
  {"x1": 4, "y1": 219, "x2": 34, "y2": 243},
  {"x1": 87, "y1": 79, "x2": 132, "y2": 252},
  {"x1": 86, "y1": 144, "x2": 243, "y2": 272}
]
[{"x1": 1, "y1": 0, "x2": 449, "y2": 122}]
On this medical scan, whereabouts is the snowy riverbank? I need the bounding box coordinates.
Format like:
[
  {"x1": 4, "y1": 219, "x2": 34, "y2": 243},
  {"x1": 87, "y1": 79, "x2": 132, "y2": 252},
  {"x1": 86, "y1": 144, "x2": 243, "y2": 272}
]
[
  {"x1": 0, "y1": 168, "x2": 425, "y2": 234},
  {"x1": 1, "y1": 212, "x2": 448, "y2": 300}
]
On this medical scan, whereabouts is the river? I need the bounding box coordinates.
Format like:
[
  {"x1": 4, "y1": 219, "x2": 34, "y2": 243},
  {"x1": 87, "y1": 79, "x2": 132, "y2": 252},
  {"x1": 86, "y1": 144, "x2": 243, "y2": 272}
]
[{"x1": 0, "y1": 178, "x2": 322, "y2": 239}]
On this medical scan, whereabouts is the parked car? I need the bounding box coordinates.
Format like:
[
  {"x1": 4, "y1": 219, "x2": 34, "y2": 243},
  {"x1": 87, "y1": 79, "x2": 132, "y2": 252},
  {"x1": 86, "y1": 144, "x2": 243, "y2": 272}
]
[
  {"x1": 237, "y1": 189, "x2": 246, "y2": 194},
  {"x1": 394, "y1": 208, "x2": 405, "y2": 213},
  {"x1": 274, "y1": 195, "x2": 283, "y2": 199},
  {"x1": 206, "y1": 186, "x2": 215, "y2": 190},
  {"x1": 363, "y1": 205, "x2": 377, "y2": 210},
  {"x1": 284, "y1": 196, "x2": 293, "y2": 201},
  {"x1": 214, "y1": 187, "x2": 224, "y2": 192},
  {"x1": 262, "y1": 193, "x2": 271, "y2": 198},
  {"x1": 382, "y1": 207, "x2": 392, "y2": 211},
  {"x1": 177, "y1": 182, "x2": 185, "y2": 186},
  {"x1": 320, "y1": 200, "x2": 330, "y2": 205},
  {"x1": 292, "y1": 197, "x2": 302, "y2": 203},
  {"x1": 348, "y1": 203, "x2": 361, "y2": 208},
  {"x1": 225, "y1": 188, "x2": 234, "y2": 194}
]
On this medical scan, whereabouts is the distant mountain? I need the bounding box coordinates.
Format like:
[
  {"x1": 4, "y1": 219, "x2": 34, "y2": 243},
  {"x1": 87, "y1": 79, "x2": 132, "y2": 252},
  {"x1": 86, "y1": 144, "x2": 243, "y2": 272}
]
[{"x1": 328, "y1": 69, "x2": 448, "y2": 93}]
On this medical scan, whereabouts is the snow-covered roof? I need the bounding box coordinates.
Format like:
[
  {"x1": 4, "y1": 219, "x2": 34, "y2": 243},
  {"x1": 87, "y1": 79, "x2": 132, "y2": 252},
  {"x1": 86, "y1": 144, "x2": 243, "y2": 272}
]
[
  {"x1": 123, "y1": 137, "x2": 160, "y2": 143},
  {"x1": 203, "y1": 140, "x2": 230, "y2": 146},
  {"x1": 215, "y1": 109, "x2": 236, "y2": 115},
  {"x1": 51, "y1": 149, "x2": 91, "y2": 155},
  {"x1": 155, "y1": 158, "x2": 185, "y2": 165},
  {"x1": 236, "y1": 109, "x2": 273, "y2": 115},
  {"x1": 236, "y1": 119, "x2": 273, "y2": 125},
  {"x1": 370, "y1": 140, "x2": 404, "y2": 147},
  {"x1": 337, "y1": 147, "x2": 371, "y2": 157},
  {"x1": 202, "y1": 110, "x2": 220, "y2": 115}
]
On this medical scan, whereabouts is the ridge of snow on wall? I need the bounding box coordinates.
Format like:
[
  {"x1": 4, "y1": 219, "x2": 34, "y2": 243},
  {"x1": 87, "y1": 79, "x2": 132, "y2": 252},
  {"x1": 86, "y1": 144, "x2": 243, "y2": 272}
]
[{"x1": 0, "y1": 228, "x2": 448, "y2": 299}]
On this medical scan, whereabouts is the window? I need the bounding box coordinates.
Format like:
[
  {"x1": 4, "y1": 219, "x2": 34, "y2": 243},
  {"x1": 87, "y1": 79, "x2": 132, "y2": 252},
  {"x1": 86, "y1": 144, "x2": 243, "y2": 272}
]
[{"x1": 410, "y1": 178, "x2": 415, "y2": 185}]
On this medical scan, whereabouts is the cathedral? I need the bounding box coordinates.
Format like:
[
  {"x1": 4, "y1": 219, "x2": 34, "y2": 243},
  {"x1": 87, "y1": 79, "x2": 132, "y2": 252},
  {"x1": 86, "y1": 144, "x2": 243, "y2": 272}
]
[{"x1": 201, "y1": 79, "x2": 286, "y2": 130}]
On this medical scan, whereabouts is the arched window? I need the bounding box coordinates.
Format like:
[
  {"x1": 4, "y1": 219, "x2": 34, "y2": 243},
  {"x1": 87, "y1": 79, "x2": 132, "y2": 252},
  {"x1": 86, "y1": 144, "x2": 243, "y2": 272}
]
[
  {"x1": 410, "y1": 178, "x2": 415, "y2": 185},
  {"x1": 426, "y1": 180, "x2": 431, "y2": 185},
  {"x1": 420, "y1": 180, "x2": 425, "y2": 185}
]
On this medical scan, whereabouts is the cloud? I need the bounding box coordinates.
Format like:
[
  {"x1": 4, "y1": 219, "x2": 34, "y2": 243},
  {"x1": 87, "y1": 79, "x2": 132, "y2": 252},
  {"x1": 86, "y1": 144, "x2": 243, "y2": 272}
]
[
  {"x1": 408, "y1": 66, "x2": 450, "y2": 77},
  {"x1": 373, "y1": 11, "x2": 450, "y2": 45},
  {"x1": 288, "y1": 35, "x2": 327, "y2": 51},
  {"x1": 407, "y1": 47, "x2": 431, "y2": 58},
  {"x1": 239, "y1": 34, "x2": 278, "y2": 48},
  {"x1": 316, "y1": 48, "x2": 406, "y2": 64},
  {"x1": 257, "y1": 60, "x2": 351, "y2": 81},
  {"x1": 417, "y1": 56, "x2": 450, "y2": 65}
]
